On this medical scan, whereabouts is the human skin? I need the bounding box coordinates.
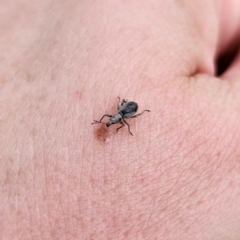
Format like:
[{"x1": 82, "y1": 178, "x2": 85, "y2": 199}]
[{"x1": 1, "y1": 0, "x2": 240, "y2": 239}]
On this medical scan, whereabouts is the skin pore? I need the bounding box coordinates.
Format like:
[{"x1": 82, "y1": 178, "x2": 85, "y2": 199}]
[{"x1": 1, "y1": 0, "x2": 240, "y2": 239}]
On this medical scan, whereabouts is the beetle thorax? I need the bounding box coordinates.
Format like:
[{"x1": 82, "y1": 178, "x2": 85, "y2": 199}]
[{"x1": 106, "y1": 113, "x2": 122, "y2": 127}]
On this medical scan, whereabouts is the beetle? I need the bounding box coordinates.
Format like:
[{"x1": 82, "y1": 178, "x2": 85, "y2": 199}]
[{"x1": 91, "y1": 97, "x2": 150, "y2": 135}]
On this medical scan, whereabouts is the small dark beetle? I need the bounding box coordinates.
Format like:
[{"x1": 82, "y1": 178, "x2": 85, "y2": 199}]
[{"x1": 91, "y1": 97, "x2": 150, "y2": 135}]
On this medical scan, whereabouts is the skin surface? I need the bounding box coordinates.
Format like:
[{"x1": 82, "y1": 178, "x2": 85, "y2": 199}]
[{"x1": 0, "y1": 0, "x2": 240, "y2": 239}]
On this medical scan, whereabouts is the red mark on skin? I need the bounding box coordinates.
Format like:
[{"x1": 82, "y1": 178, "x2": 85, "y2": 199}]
[
  {"x1": 74, "y1": 90, "x2": 82, "y2": 101},
  {"x1": 94, "y1": 124, "x2": 108, "y2": 142}
]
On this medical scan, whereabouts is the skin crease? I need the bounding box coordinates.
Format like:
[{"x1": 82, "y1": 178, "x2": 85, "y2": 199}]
[{"x1": 0, "y1": 0, "x2": 240, "y2": 239}]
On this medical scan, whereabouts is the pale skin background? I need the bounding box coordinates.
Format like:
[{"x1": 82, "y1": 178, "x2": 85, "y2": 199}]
[{"x1": 1, "y1": 0, "x2": 240, "y2": 239}]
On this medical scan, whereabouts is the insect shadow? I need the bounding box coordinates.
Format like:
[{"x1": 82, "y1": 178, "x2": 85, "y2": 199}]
[{"x1": 91, "y1": 97, "x2": 150, "y2": 136}]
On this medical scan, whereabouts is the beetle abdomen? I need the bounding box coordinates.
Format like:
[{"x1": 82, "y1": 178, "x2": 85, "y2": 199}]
[{"x1": 119, "y1": 101, "x2": 138, "y2": 118}]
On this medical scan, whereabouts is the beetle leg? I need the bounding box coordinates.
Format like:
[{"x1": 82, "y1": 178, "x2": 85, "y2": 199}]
[
  {"x1": 117, "y1": 96, "x2": 121, "y2": 110},
  {"x1": 91, "y1": 114, "x2": 112, "y2": 124},
  {"x1": 116, "y1": 121, "x2": 125, "y2": 133},
  {"x1": 117, "y1": 97, "x2": 127, "y2": 110},
  {"x1": 130, "y1": 110, "x2": 150, "y2": 118},
  {"x1": 121, "y1": 99, "x2": 127, "y2": 105},
  {"x1": 123, "y1": 119, "x2": 133, "y2": 136}
]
